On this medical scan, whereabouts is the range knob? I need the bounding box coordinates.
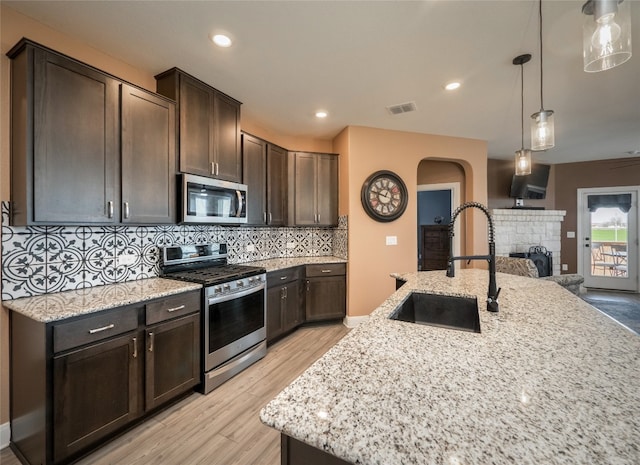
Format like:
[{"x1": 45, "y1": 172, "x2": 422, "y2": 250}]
[
  {"x1": 236, "y1": 280, "x2": 245, "y2": 287},
  {"x1": 248, "y1": 277, "x2": 255, "y2": 283},
  {"x1": 214, "y1": 286, "x2": 223, "y2": 294},
  {"x1": 223, "y1": 283, "x2": 231, "y2": 291}
]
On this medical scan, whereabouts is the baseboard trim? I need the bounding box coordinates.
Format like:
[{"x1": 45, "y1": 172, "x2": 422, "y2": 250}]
[
  {"x1": 343, "y1": 315, "x2": 369, "y2": 328},
  {"x1": 0, "y1": 421, "x2": 10, "y2": 450}
]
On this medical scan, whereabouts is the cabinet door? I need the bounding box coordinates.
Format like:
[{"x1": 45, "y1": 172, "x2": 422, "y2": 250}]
[
  {"x1": 214, "y1": 92, "x2": 242, "y2": 182},
  {"x1": 242, "y1": 133, "x2": 267, "y2": 225},
  {"x1": 179, "y1": 75, "x2": 214, "y2": 177},
  {"x1": 267, "y1": 285, "x2": 285, "y2": 343},
  {"x1": 267, "y1": 144, "x2": 287, "y2": 226},
  {"x1": 145, "y1": 313, "x2": 200, "y2": 410},
  {"x1": 293, "y1": 152, "x2": 318, "y2": 226},
  {"x1": 121, "y1": 84, "x2": 176, "y2": 224},
  {"x1": 316, "y1": 154, "x2": 338, "y2": 226},
  {"x1": 282, "y1": 280, "x2": 303, "y2": 332},
  {"x1": 33, "y1": 48, "x2": 119, "y2": 223},
  {"x1": 53, "y1": 332, "x2": 139, "y2": 462},
  {"x1": 305, "y1": 276, "x2": 346, "y2": 322}
]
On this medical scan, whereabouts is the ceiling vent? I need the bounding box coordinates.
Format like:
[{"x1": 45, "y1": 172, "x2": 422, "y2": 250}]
[{"x1": 386, "y1": 101, "x2": 417, "y2": 115}]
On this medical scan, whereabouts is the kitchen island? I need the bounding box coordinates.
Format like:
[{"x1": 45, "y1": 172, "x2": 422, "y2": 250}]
[{"x1": 260, "y1": 270, "x2": 640, "y2": 465}]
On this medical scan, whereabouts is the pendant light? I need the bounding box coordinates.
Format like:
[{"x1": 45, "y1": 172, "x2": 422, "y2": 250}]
[
  {"x1": 582, "y1": 0, "x2": 632, "y2": 72},
  {"x1": 514, "y1": 54, "x2": 532, "y2": 176},
  {"x1": 531, "y1": 0, "x2": 555, "y2": 151}
]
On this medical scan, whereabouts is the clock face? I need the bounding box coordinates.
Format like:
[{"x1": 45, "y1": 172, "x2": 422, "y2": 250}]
[{"x1": 361, "y1": 170, "x2": 408, "y2": 222}]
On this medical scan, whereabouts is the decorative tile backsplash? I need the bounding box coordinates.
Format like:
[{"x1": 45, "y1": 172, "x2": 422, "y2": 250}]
[{"x1": 1, "y1": 202, "x2": 348, "y2": 300}]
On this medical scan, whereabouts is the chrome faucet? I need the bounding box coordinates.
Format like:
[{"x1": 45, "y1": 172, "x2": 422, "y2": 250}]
[{"x1": 446, "y1": 202, "x2": 501, "y2": 312}]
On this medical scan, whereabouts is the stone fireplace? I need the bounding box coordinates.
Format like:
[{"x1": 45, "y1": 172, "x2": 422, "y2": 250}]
[{"x1": 491, "y1": 209, "x2": 566, "y2": 276}]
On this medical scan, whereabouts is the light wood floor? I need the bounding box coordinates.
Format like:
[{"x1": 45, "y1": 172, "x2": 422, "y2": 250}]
[{"x1": 1, "y1": 323, "x2": 349, "y2": 465}]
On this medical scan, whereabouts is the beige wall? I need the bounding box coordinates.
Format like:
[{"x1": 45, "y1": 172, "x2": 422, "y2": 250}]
[{"x1": 337, "y1": 126, "x2": 487, "y2": 317}]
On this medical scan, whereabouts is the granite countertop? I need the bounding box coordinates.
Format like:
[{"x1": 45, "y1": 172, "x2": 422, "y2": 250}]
[
  {"x1": 260, "y1": 269, "x2": 640, "y2": 465},
  {"x1": 1, "y1": 278, "x2": 202, "y2": 323},
  {"x1": 244, "y1": 256, "x2": 347, "y2": 273}
]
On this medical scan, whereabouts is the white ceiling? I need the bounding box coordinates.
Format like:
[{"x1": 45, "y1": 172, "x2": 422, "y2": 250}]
[{"x1": 5, "y1": 0, "x2": 640, "y2": 164}]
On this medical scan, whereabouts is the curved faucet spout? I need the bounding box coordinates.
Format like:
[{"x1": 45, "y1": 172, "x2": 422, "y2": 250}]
[{"x1": 446, "y1": 202, "x2": 500, "y2": 312}]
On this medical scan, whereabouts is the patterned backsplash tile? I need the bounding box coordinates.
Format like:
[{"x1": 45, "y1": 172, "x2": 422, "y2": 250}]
[{"x1": 1, "y1": 201, "x2": 348, "y2": 300}]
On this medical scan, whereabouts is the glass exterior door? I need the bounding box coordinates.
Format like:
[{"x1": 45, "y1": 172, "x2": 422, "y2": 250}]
[{"x1": 580, "y1": 189, "x2": 638, "y2": 291}]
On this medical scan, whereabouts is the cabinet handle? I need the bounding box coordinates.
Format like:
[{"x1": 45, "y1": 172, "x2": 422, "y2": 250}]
[
  {"x1": 284, "y1": 287, "x2": 288, "y2": 299},
  {"x1": 321, "y1": 269, "x2": 332, "y2": 273},
  {"x1": 211, "y1": 162, "x2": 215, "y2": 175},
  {"x1": 167, "y1": 304, "x2": 185, "y2": 313},
  {"x1": 215, "y1": 163, "x2": 219, "y2": 176},
  {"x1": 107, "y1": 201, "x2": 114, "y2": 219},
  {"x1": 132, "y1": 337, "x2": 137, "y2": 358},
  {"x1": 264, "y1": 212, "x2": 267, "y2": 223},
  {"x1": 88, "y1": 323, "x2": 115, "y2": 334},
  {"x1": 317, "y1": 213, "x2": 321, "y2": 224},
  {"x1": 148, "y1": 332, "x2": 154, "y2": 352},
  {"x1": 124, "y1": 201, "x2": 130, "y2": 219},
  {"x1": 269, "y1": 212, "x2": 272, "y2": 223},
  {"x1": 306, "y1": 280, "x2": 310, "y2": 291},
  {"x1": 280, "y1": 276, "x2": 287, "y2": 280}
]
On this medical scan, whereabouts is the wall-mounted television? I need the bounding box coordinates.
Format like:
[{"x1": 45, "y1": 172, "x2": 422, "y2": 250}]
[{"x1": 509, "y1": 163, "x2": 550, "y2": 199}]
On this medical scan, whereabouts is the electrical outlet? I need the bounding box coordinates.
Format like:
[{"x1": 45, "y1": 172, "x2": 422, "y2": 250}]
[
  {"x1": 246, "y1": 244, "x2": 255, "y2": 252},
  {"x1": 117, "y1": 254, "x2": 136, "y2": 266},
  {"x1": 562, "y1": 264, "x2": 568, "y2": 271},
  {"x1": 386, "y1": 236, "x2": 398, "y2": 246},
  {"x1": 567, "y1": 231, "x2": 575, "y2": 239},
  {"x1": 286, "y1": 242, "x2": 296, "y2": 249}
]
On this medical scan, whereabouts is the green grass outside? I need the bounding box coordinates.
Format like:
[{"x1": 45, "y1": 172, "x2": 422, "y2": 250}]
[{"x1": 591, "y1": 228, "x2": 628, "y2": 242}]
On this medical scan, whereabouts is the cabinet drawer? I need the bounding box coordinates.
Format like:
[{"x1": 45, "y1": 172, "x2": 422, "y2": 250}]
[
  {"x1": 267, "y1": 267, "x2": 302, "y2": 287},
  {"x1": 53, "y1": 306, "x2": 138, "y2": 353},
  {"x1": 305, "y1": 263, "x2": 346, "y2": 278},
  {"x1": 145, "y1": 290, "x2": 201, "y2": 326}
]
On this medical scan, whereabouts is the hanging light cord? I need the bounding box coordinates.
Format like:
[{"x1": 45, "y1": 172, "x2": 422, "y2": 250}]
[
  {"x1": 520, "y1": 62, "x2": 525, "y2": 150},
  {"x1": 538, "y1": 0, "x2": 544, "y2": 111}
]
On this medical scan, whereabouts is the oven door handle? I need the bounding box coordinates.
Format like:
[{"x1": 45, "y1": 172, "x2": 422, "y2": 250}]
[{"x1": 208, "y1": 283, "x2": 265, "y2": 305}]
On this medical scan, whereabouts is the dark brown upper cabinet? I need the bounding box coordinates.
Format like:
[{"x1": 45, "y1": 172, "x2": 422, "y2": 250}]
[
  {"x1": 242, "y1": 133, "x2": 287, "y2": 226},
  {"x1": 288, "y1": 152, "x2": 338, "y2": 227},
  {"x1": 8, "y1": 39, "x2": 176, "y2": 225},
  {"x1": 155, "y1": 68, "x2": 242, "y2": 183}
]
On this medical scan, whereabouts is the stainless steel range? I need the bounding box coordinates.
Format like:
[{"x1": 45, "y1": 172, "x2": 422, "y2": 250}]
[{"x1": 161, "y1": 243, "x2": 267, "y2": 394}]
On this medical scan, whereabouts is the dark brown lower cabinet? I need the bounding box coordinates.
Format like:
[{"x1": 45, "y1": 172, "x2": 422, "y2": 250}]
[
  {"x1": 305, "y1": 264, "x2": 346, "y2": 322},
  {"x1": 10, "y1": 289, "x2": 201, "y2": 465},
  {"x1": 267, "y1": 267, "x2": 303, "y2": 343},
  {"x1": 145, "y1": 313, "x2": 200, "y2": 409},
  {"x1": 53, "y1": 333, "x2": 139, "y2": 462},
  {"x1": 281, "y1": 435, "x2": 351, "y2": 465}
]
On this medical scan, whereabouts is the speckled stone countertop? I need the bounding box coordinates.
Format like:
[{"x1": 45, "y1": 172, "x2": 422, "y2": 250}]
[
  {"x1": 243, "y1": 256, "x2": 347, "y2": 272},
  {"x1": 2, "y1": 278, "x2": 202, "y2": 323},
  {"x1": 260, "y1": 269, "x2": 640, "y2": 465}
]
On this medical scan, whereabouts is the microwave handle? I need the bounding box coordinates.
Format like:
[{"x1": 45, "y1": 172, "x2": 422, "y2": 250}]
[{"x1": 236, "y1": 190, "x2": 244, "y2": 217}]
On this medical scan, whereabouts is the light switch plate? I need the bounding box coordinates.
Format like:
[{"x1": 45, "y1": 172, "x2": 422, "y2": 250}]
[
  {"x1": 246, "y1": 244, "x2": 255, "y2": 252},
  {"x1": 386, "y1": 236, "x2": 398, "y2": 246},
  {"x1": 562, "y1": 264, "x2": 568, "y2": 271},
  {"x1": 286, "y1": 242, "x2": 296, "y2": 249},
  {"x1": 567, "y1": 231, "x2": 575, "y2": 238},
  {"x1": 116, "y1": 254, "x2": 136, "y2": 266}
]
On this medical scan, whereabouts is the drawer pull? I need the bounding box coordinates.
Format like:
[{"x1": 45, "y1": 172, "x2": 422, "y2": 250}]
[
  {"x1": 167, "y1": 304, "x2": 185, "y2": 313},
  {"x1": 321, "y1": 269, "x2": 332, "y2": 273},
  {"x1": 88, "y1": 323, "x2": 115, "y2": 334},
  {"x1": 280, "y1": 276, "x2": 288, "y2": 280}
]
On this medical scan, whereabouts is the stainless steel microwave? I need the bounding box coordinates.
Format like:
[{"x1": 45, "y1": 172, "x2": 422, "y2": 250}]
[{"x1": 180, "y1": 174, "x2": 248, "y2": 224}]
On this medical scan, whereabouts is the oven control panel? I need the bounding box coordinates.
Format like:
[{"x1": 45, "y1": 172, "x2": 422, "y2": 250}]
[{"x1": 207, "y1": 273, "x2": 265, "y2": 300}]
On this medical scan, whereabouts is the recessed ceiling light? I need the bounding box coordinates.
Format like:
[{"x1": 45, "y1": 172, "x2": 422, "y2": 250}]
[
  {"x1": 211, "y1": 34, "x2": 232, "y2": 48},
  {"x1": 444, "y1": 81, "x2": 461, "y2": 91},
  {"x1": 315, "y1": 111, "x2": 328, "y2": 118}
]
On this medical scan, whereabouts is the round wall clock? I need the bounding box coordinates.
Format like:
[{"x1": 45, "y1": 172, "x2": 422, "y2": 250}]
[{"x1": 361, "y1": 170, "x2": 408, "y2": 222}]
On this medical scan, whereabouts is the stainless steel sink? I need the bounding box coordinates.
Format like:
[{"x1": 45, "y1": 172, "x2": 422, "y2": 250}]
[{"x1": 389, "y1": 292, "x2": 481, "y2": 333}]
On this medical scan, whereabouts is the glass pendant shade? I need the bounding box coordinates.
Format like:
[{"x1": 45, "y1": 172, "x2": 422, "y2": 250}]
[
  {"x1": 582, "y1": 0, "x2": 632, "y2": 72},
  {"x1": 515, "y1": 149, "x2": 532, "y2": 176},
  {"x1": 531, "y1": 109, "x2": 555, "y2": 151}
]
